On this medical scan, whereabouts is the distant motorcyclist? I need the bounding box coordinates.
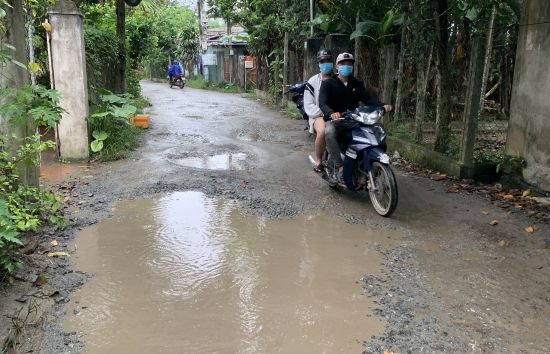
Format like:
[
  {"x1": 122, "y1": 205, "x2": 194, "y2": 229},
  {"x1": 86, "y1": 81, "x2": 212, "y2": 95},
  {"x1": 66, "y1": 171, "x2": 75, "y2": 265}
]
[
  {"x1": 167, "y1": 60, "x2": 183, "y2": 84},
  {"x1": 319, "y1": 52, "x2": 392, "y2": 184}
]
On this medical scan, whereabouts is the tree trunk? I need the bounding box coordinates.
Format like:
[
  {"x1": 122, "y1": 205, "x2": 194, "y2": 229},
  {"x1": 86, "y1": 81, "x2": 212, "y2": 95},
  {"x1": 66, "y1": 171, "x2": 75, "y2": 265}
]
[
  {"x1": 0, "y1": 1, "x2": 38, "y2": 187},
  {"x1": 478, "y1": 5, "x2": 497, "y2": 115},
  {"x1": 433, "y1": 0, "x2": 453, "y2": 153},
  {"x1": 393, "y1": 13, "x2": 408, "y2": 124},
  {"x1": 414, "y1": 43, "x2": 433, "y2": 142},
  {"x1": 115, "y1": 0, "x2": 126, "y2": 93}
]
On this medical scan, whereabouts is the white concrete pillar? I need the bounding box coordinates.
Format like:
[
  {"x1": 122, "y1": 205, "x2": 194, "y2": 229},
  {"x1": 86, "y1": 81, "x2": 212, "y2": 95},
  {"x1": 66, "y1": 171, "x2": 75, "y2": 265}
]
[{"x1": 48, "y1": 1, "x2": 89, "y2": 159}]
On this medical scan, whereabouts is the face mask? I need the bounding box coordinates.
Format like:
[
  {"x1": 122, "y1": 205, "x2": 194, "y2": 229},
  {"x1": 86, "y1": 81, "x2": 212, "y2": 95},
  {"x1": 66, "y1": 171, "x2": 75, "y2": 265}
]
[
  {"x1": 338, "y1": 65, "x2": 353, "y2": 77},
  {"x1": 319, "y1": 63, "x2": 333, "y2": 75}
]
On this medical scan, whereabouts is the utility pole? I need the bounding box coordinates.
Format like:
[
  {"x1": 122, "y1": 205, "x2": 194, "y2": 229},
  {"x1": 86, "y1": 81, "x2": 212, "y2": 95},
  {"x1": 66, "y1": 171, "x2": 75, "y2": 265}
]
[
  {"x1": 197, "y1": 0, "x2": 207, "y2": 53},
  {"x1": 309, "y1": 0, "x2": 313, "y2": 36}
]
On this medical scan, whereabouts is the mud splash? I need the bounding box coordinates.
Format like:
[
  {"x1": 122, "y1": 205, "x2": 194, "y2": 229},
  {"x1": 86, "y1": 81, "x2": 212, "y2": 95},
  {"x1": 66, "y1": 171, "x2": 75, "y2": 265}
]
[{"x1": 65, "y1": 192, "x2": 398, "y2": 353}]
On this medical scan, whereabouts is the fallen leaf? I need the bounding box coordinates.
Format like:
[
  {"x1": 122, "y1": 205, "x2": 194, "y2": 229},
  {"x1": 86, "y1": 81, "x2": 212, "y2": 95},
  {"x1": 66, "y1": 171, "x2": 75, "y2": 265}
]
[
  {"x1": 525, "y1": 226, "x2": 534, "y2": 233},
  {"x1": 383, "y1": 352, "x2": 396, "y2": 354},
  {"x1": 497, "y1": 240, "x2": 506, "y2": 247},
  {"x1": 492, "y1": 256, "x2": 506, "y2": 263},
  {"x1": 42, "y1": 289, "x2": 59, "y2": 297},
  {"x1": 503, "y1": 194, "x2": 515, "y2": 199},
  {"x1": 15, "y1": 296, "x2": 29, "y2": 303},
  {"x1": 78, "y1": 201, "x2": 86, "y2": 205},
  {"x1": 522, "y1": 189, "x2": 531, "y2": 197},
  {"x1": 38, "y1": 247, "x2": 50, "y2": 255},
  {"x1": 222, "y1": 190, "x2": 231, "y2": 194},
  {"x1": 490, "y1": 220, "x2": 499, "y2": 226},
  {"x1": 128, "y1": 195, "x2": 135, "y2": 200},
  {"x1": 50, "y1": 240, "x2": 58, "y2": 247},
  {"x1": 482, "y1": 211, "x2": 489, "y2": 215},
  {"x1": 536, "y1": 266, "x2": 543, "y2": 269},
  {"x1": 531, "y1": 197, "x2": 539, "y2": 202},
  {"x1": 536, "y1": 249, "x2": 547, "y2": 255},
  {"x1": 47, "y1": 252, "x2": 71, "y2": 257}
]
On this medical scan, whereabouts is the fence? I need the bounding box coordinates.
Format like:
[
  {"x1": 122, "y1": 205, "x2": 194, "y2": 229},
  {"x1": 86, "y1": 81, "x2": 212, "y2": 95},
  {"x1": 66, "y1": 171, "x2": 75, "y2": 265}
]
[{"x1": 352, "y1": 15, "x2": 516, "y2": 172}]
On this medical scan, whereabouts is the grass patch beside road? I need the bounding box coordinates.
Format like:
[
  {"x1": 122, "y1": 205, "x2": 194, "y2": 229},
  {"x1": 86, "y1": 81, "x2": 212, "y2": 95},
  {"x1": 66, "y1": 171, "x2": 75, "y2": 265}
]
[{"x1": 186, "y1": 78, "x2": 242, "y2": 93}]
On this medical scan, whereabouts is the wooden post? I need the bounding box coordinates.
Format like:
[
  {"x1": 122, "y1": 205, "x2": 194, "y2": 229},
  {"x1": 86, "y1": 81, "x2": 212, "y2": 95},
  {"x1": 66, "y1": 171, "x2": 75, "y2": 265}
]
[
  {"x1": 274, "y1": 53, "x2": 279, "y2": 105},
  {"x1": 354, "y1": 13, "x2": 360, "y2": 78},
  {"x1": 393, "y1": 13, "x2": 407, "y2": 123},
  {"x1": 479, "y1": 5, "x2": 497, "y2": 114},
  {"x1": 460, "y1": 37, "x2": 486, "y2": 167},
  {"x1": 413, "y1": 43, "x2": 433, "y2": 142},
  {"x1": 381, "y1": 45, "x2": 395, "y2": 125},
  {"x1": 283, "y1": 32, "x2": 289, "y2": 106}
]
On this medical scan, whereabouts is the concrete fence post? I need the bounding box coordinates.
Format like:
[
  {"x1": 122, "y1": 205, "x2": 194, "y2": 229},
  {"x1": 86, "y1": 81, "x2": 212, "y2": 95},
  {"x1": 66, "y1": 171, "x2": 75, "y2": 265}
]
[
  {"x1": 459, "y1": 37, "x2": 486, "y2": 171},
  {"x1": 48, "y1": 1, "x2": 89, "y2": 160}
]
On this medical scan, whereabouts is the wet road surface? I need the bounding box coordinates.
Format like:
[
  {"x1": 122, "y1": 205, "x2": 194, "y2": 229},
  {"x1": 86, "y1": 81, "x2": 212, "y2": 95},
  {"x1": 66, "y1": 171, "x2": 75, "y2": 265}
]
[{"x1": 53, "y1": 81, "x2": 550, "y2": 354}]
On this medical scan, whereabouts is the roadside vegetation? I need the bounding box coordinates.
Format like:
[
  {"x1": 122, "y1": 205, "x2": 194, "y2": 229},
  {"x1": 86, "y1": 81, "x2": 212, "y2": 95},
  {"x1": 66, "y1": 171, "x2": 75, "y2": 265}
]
[
  {"x1": 77, "y1": 1, "x2": 199, "y2": 160},
  {"x1": 186, "y1": 78, "x2": 242, "y2": 93}
]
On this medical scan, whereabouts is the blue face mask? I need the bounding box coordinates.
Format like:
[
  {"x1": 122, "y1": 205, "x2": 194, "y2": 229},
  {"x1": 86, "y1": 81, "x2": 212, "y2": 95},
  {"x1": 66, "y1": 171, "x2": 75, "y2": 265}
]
[
  {"x1": 338, "y1": 65, "x2": 353, "y2": 77},
  {"x1": 319, "y1": 63, "x2": 333, "y2": 75}
]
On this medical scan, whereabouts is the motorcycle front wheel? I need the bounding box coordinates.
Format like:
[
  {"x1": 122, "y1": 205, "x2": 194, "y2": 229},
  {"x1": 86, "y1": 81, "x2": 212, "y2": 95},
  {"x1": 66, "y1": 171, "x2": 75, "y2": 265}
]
[
  {"x1": 369, "y1": 162, "x2": 398, "y2": 217},
  {"x1": 178, "y1": 80, "x2": 185, "y2": 89}
]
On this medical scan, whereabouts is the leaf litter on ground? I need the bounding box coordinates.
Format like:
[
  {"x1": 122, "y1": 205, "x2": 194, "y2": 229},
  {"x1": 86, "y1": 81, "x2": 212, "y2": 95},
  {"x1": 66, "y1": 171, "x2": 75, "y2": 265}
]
[{"x1": 391, "y1": 154, "x2": 550, "y2": 223}]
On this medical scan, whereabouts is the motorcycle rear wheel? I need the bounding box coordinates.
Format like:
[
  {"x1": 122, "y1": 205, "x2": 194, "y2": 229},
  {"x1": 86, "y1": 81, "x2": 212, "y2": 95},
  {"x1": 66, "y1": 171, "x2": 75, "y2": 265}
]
[{"x1": 369, "y1": 162, "x2": 398, "y2": 217}]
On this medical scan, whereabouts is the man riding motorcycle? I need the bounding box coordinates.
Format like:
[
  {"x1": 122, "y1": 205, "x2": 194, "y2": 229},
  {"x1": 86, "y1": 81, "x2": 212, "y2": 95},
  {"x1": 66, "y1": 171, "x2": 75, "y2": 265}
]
[
  {"x1": 167, "y1": 60, "x2": 184, "y2": 85},
  {"x1": 318, "y1": 52, "x2": 392, "y2": 185}
]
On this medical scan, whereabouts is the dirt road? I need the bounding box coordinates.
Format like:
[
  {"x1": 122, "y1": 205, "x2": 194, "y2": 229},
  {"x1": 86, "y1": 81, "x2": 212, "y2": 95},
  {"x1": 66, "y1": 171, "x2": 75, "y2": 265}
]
[{"x1": 2, "y1": 80, "x2": 549, "y2": 353}]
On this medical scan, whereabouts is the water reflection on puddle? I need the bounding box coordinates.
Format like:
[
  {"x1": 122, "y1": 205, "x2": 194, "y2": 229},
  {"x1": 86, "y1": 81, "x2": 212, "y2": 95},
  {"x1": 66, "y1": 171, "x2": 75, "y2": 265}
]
[
  {"x1": 65, "y1": 192, "x2": 397, "y2": 353},
  {"x1": 169, "y1": 153, "x2": 247, "y2": 170}
]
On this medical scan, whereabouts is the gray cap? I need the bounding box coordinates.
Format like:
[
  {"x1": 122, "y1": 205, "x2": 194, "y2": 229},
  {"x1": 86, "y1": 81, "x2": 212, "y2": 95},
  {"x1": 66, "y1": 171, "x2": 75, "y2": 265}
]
[{"x1": 336, "y1": 52, "x2": 355, "y2": 64}]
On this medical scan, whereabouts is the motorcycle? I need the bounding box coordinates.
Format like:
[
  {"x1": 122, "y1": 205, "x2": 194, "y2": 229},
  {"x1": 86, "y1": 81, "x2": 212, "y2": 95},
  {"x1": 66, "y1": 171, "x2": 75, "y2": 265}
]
[
  {"x1": 309, "y1": 106, "x2": 398, "y2": 217},
  {"x1": 170, "y1": 74, "x2": 186, "y2": 89},
  {"x1": 284, "y1": 82, "x2": 310, "y2": 131}
]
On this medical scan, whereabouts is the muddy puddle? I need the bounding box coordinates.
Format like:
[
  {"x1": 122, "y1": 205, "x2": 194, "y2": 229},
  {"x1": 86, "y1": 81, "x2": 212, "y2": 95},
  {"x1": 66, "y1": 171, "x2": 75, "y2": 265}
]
[
  {"x1": 65, "y1": 192, "x2": 401, "y2": 353},
  {"x1": 40, "y1": 152, "x2": 79, "y2": 181},
  {"x1": 168, "y1": 153, "x2": 248, "y2": 170},
  {"x1": 237, "y1": 133, "x2": 264, "y2": 142}
]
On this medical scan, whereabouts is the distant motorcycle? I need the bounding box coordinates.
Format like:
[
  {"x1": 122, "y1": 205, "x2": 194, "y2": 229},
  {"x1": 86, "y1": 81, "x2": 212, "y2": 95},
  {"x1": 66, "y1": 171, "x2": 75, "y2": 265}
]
[
  {"x1": 284, "y1": 82, "x2": 309, "y2": 131},
  {"x1": 310, "y1": 106, "x2": 398, "y2": 217},
  {"x1": 170, "y1": 74, "x2": 186, "y2": 89}
]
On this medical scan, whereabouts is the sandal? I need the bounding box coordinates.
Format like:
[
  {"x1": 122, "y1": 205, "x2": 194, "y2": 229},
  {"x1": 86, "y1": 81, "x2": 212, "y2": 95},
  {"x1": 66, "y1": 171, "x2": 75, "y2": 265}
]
[{"x1": 313, "y1": 164, "x2": 323, "y2": 173}]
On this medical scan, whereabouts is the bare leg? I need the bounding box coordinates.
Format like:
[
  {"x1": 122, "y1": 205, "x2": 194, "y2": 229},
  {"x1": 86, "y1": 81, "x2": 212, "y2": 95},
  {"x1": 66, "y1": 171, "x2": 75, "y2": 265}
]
[{"x1": 313, "y1": 118, "x2": 326, "y2": 166}]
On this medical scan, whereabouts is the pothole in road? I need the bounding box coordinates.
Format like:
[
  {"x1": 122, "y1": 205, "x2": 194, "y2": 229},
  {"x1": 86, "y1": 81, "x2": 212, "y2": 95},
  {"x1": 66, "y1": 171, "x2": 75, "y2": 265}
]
[
  {"x1": 237, "y1": 133, "x2": 264, "y2": 142},
  {"x1": 65, "y1": 192, "x2": 397, "y2": 353},
  {"x1": 168, "y1": 152, "x2": 248, "y2": 170}
]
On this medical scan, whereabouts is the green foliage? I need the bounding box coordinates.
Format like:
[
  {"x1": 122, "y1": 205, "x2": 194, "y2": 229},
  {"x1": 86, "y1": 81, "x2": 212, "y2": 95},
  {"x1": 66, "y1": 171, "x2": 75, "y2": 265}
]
[
  {"x1": 444, "y1": 134, "x2": 462, "y2": 160},
  {"x1": 186, "y1": 79, "x2": 242, "y2": 93},
  {"x1": 388, "y1": 123, "x2": 414, "y2": 141},
  {"x1": 83, "y1": 20, "x2": 120, "y2": 94},
  {"x1": 88, "y1": 88, "x2": 141, "y2": 161},
  {"x1": 474, "y1": 147, "x2": 505, "y2": 165},
  {"x1": 125, "y1": 4, "x2": 199, "y2": 79},
  {"x1": 497, "y1": 154, "x2": 526, "y2": 187},
  {"x1": 0, "y1": 135, "x2": 66, "y2": 273},
  {"x1": 0, "y1": 85, "x2": 65, "y2": 130}
]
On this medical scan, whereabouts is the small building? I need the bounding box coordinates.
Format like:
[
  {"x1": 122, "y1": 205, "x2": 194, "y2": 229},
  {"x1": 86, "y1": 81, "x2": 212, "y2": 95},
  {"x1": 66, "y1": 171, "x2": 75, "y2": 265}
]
[{"x1": 199, "y1": 25, "x2": 252, "y2": 88}]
